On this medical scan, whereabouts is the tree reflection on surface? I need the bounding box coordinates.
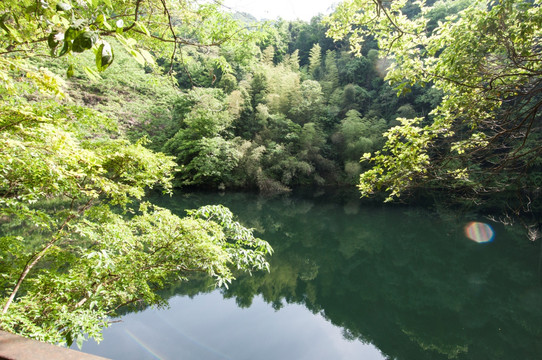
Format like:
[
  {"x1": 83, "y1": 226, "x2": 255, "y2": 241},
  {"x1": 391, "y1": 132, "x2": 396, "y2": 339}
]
[{"x1": 84, "y1": 190, "x2": 542, "y2": 360}]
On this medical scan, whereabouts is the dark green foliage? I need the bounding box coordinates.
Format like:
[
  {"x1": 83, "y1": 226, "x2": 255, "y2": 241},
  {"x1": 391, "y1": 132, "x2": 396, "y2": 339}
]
[
  {"x1": 156, "y1": 191, "x2": 542, "y2": 360},
  {"x1": 327, "y1": 0, "x2": 542, "y2": 202}
]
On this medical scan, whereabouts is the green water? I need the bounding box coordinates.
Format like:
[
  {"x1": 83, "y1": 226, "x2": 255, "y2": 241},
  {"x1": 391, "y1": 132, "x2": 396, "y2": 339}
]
[{"x1": 80, "y1": 190, "x2": 542, "y2": 360}]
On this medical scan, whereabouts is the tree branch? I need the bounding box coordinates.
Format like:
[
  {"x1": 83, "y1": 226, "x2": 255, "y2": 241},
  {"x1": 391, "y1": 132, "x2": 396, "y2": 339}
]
[{"x1": 1, "y1": 197, "x2": 97, "y2": 314}]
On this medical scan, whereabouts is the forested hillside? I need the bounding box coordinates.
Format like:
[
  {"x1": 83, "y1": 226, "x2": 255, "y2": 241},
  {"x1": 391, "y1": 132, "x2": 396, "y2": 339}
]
[
  {"x1": 44, "y1": 0, "x2": 541, "y2": 206},
  {"x1": 36, "y1": 4, "x2": 446, "y2": 193}
]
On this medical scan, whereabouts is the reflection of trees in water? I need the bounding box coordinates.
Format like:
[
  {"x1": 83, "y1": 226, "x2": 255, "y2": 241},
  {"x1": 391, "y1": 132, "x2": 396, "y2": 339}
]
[{"x1": 150, "y1": 191, "x2": 542, "y2": 360}]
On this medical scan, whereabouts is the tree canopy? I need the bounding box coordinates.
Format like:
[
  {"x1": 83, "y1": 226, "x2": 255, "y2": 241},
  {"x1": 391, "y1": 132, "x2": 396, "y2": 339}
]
[
  {"x1": 0, "y1": 0, "x2": 271, "y2": 347},
  {"x1": 326, "y1": 0, "x2": 542, "y2": 201}
]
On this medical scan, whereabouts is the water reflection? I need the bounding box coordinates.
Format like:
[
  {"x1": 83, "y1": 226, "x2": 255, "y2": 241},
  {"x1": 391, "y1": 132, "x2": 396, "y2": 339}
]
[
  {"x1": 81, "y1": 190, "x2": 542, "y2": 360},
  {"x1": 83, "y1": 292, "x2": 385, "y2": 360}
]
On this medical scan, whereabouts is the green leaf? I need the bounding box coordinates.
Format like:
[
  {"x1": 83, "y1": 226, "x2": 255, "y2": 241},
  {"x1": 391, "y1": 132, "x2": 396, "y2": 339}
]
[
  {"x1": 96, "y1": 41, "x2": 114, "y2": 71},
  {"x1": 0, "y1": 14, "x2": 11, "y2": 34},
  {"x1": 97, "y1": 13, "x2": 112, "y2": 31},
  {"x1": 75, "y1": 334, "x2": 84, "y2": 349},
  {"x1": 58, "y1": 41, "x2": 70, "y2": 57},
  {"x1": 0, "y1": 22, "x2": 23, "y2": 42},
  {"x1": 64, "y1": 27, "x2": 77, "y2": 42},
  {"x1": 139, "y1": 49, "x2": 154, "y2": 65},
  {"x1": 71, "y1": 19, "x2": 86, "y2": 31},
  {"x1": 47, "y1": 31, "x2": 60, "y2": 50},
  {"x1": 72, "y1": 31, "x2": 97, "y2": 53},
  {"x1": 83, "y1": 66, "x2": 102, "y2": 81},
  {"x1": 130, "y1": 49, "x2": 146, "y2": 66},
  {"x1": 135, "y1": 21, "x2": 150, "y2": 37}
]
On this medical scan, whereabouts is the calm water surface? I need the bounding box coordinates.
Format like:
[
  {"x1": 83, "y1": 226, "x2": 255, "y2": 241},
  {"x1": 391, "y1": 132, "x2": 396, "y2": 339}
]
[{"x1": 79, "y1": 190, "x2": 542, "y2": 360}]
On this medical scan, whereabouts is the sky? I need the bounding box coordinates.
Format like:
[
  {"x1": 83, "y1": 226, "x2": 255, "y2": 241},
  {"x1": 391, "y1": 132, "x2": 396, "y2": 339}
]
[{"x1": 221, "y1": 0, "x2": 341, "y2": 22}]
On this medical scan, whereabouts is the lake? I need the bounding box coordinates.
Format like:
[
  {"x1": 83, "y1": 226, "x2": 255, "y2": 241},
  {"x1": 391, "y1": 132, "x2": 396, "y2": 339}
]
[{"x1": 78, "y1": 190, "x2": 542, "y2": 359}]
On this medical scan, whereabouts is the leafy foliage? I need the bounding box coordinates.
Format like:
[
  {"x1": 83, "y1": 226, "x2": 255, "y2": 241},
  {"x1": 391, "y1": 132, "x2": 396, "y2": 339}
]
[
  {"x1": 326, "y1": 0, "x2": 542, "y2": 200},
  {"x1": 1, "y1": 202, "x2": 271, "y2": 345},
  {"x1": 0, "y1": 0, "x2": 272, "y2": 347},
  {"x1": 0, "y1": 0, "x2": 249, "y2": 76}
]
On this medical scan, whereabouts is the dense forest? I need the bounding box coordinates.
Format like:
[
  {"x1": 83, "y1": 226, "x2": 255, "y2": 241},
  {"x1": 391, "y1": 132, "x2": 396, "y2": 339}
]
[
  {"x1": 53, "y1": 6, "x2": 443, "y2": 193},
  {"x1": 22, "y1": 0, "x2": 540, "y2": 204},
  {"x1": 0, "y1": 0, "x2": 541, "y2": 348}
]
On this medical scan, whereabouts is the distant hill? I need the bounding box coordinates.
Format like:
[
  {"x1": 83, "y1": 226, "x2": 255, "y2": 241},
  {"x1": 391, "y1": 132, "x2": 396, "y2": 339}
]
[{"x1": 231, "y1": 11, "x2": 259, "y2": 24}]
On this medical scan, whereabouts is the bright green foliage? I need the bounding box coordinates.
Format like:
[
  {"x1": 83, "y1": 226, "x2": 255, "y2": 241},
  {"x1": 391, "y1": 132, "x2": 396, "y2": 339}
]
[
  {"x1": 255, "y1": 19, "x2": 291, "y2": 63},
  {"x1": 288, "y1": 80, "x2": 324, "y2": 124},
  {"x1": 287, "y1": 17, "x2": 330, "y2": 67},
  {"x1": 282, "y1": 49, "x2": 300, "y2": 72},
  {"x1": 358, "y1": 117, "x2": 432, "y2": 200},
  {"x1": 261, "y1": 65, "x2": 302, "y2": 115},
  {"x1": 3, "y1": 0, "x2": 444, "y2": 198},
  {"x1": 147, "y1": 11, "x2": 434, "y2": 191},
  {"x1": 1, "y1": 202, "x2": 271, "y2": 345},
  {"x1": 158, "y1": 12, "x2": 427, "y2": 191},
  {"x1": 332, "y1": 110, "x2": 387, "y2": 184},
  {"x1": 0, "y1": 74, "x2": 271, "y2": 345},
  {"x1": 308, "y1": 43, "x2": 322, "y2": 78},
  {"x1": 338, "y1": 110, "x2": 387, "y2": 160},
  {"x1": 326, "y1": 0, "x2": 542, "y2": 199},
  {"x1": 0, "y1": 105, "x2": 173, "y2": 209},
  {"x1": 2, "y1": 0, "x2": 443, "y2": 196},
  {"x1": 262, "y1": 46, "x2": 276, "y2": 65},
  {"x1": 162, "y1": 88, "x2": 241, "y2": 186},
  {"x1": 0, "y1": 0, "x2": 249, "y2": 78},
  {"x1": 174, "y1": 136, "x2": 241, "y2": 185},
  {"x1": 233, "y1": 59, "x2": 334, "y2": 188},
  {"x1": 220, "y1": 73, "x2": 238, "y2": 93},
  {"x1": 0, "y1": 1, "x2": 273, "y2": 346},
  {"x1": 322, "y1": 50, "x2": 339, "y2": 96}
]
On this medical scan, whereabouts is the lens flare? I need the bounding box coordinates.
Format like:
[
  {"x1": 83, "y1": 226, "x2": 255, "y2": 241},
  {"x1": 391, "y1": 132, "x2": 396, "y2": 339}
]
[
  {"x1": 464, "y1": 222, "x2": 494, "y2": 243},
  {"x1": 124, "y1": 329, "x2": 165, "y2": 360}
]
